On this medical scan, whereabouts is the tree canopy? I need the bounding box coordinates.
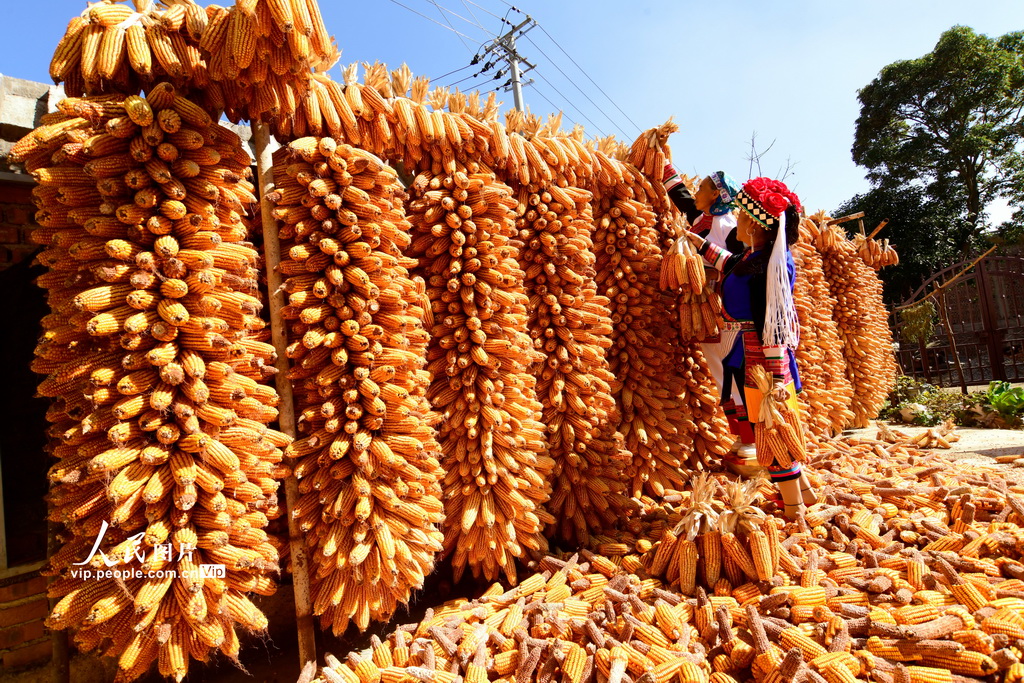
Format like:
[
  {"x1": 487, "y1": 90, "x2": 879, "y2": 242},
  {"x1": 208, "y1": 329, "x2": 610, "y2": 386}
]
[
  {"x1": 835, "y1": 186, "x2": 977, "y2": 305},
  {"x1": 852, "y1": 26, "x2": 1024, "y2": 233}
]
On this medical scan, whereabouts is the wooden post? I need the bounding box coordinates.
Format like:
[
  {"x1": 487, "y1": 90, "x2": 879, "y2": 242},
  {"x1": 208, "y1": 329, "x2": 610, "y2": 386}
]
[
  {"x1": 250, "y1": 122, "x2": 317, "y2": 670},
  {"x1": 918, "y1": 337, "x2": 933, "y2": 383},
  {"x1": 974, "y1": 256, "x2": 1007, "y2": 382},
  {"x1": 937, "y1": 291, "x2": 968, "y2": 394},
  {"x1": 826, "y1": 211, "x2": 865, "y2": 226}
]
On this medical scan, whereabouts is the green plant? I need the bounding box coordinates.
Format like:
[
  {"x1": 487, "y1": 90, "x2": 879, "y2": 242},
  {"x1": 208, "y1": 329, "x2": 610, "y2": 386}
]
[
  {"x1": 898, "y1": 301, "x2": 936, "y2": 345},
  {"x1": 981, "y1": 381, "x2": 1024, "y2": 426},
  {"x1": 879, "y1": 375, "x2": 974, "y2": 426}
]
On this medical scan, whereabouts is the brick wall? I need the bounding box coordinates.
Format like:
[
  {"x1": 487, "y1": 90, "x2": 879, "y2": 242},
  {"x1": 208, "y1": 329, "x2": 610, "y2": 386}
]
[
  {"x1": 0, "y1": 571, "x2": 50, "y2": 670},
  {"x1": 0, "y1": 181, "x2": 38, "y2": 271}
]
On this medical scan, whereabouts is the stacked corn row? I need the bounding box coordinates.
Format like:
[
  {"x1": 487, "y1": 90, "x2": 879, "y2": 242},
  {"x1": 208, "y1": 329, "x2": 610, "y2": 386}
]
[
  {"x1": 815, "y1": 220, "x2": 899, "y2": 429},
  {"x1": 12, "y1": 88, "x2": 287, "y2": 681},
  {"x1": 269, "y1": 138, "x2": 446, "y2": 635},
  {"x1": 49, "y1": 0, "x2": 209, "y2": 96},
  {"x1": 315, "y1": 432, "x2": 1024, "y2": 683},
  {"x1": 591, "y1": 168, "x2": 696, "y2": 498},
  {"x1": 512, "y1": 180, "x2": 629, "y2": 544},
  {"x1": 673, "y1": 344, "x2": 735, "y2": 466},
  {"x1": 792, "y1": 218, "x2": 856, "y2": 437},
  {"x1": 405, "y1": 162, "x2": 555, "y2": 583},
  {"x1": 48, "y1": 0, "x2": 339, "y2": 125}
]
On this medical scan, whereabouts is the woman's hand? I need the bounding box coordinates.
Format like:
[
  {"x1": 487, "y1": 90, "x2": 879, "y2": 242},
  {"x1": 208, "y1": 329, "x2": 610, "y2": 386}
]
[
  {"x1": 771, "y1": 383, "x2": 789, "y2": 403},
  {"x1": 685, "y1": 231, "x2": 705, "y2": 249}
]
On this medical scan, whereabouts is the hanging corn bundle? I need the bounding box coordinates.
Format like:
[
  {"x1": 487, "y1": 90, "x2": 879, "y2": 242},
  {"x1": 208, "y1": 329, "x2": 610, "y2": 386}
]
[
  {"x1": 49, "y1": 0, "x2": 341, "y2": 129},
  {"x1": 590, "y1": 160, "x2": 697, "y2": 497},
  {"x1": 405, "y1": 162, "x2": 554, "y2": 583},
  {"x1": 855, "y1": 234, "x2": 900, "y2": 269},
  {"x1": 512, "y1": 176, "x2": 630, "y2": 544},
  {"x1": 750, "y1": 366, "x2": 807, "y2": 469},
  {"x1": 815, "y1": 219, "x2": 899, "y2": 428},
  {"x1": 659, "y1": 218, "x2": 706, "y2": 292},
  {"x1": 12, "y1": 86, "x2": 288, "y2": 681},
  {"x1": 269, "y1": 137, "x2": 445, "y2": 634},
  {"x1": 792, "y1": 218, "x2": 855, "y2": 437},
  {"x1": 626, "y1": 118, "x2": 679, "y2": 179},
  {"x1": 49, "y1": 0, "x2": 210, "y2": 97}
]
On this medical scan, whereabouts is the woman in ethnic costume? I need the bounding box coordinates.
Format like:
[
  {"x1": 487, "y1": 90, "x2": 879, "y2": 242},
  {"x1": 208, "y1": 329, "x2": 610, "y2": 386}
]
[
  {"x1": 662, "y1": 163, "x2": 756, "y2": 470},
  {"x1": 685, "y1": 177, "x2": 817, "y2": 519}
]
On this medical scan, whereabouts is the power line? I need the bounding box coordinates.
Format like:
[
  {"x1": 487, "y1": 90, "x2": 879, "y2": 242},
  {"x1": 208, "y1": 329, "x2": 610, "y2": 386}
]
[
  {"x1": 523, "y1": 34, "x2": 625, "y2": 139},
  {"x1": 528, "y1": 67, "x2": 609, "y2": 137},
  {"x1": 432, "y1": 63, "x2": 476, "y2": 82},
  {"x1": 383, "y1": 0, "x2": 478, "y2": 42},
  {"x1": 537, "y1": 24, "x2": 643, "y2": 134},
  {"x1": 422, "y1": 0, "x2": 492, "y2": 35},
  {"x1": 426, "y1": 0, "x2": 473, "y2": 52},
  {"x1": 461, "y1": 0, "x2": 504, "y2": 21},
  {"x1": 525, "y1": 82, "x2": 581, "y2": 130},
  {"x1": 459, "y1": 0, "x2": 494, "y2": 25},
  {"x1": 441, "y1": 70, "x2": 499, "y2": 90}
]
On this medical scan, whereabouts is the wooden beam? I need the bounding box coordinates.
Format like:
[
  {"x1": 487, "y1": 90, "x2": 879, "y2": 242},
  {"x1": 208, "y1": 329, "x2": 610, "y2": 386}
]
[
  {"x1": 826, "y1": 211, "x2": 865, "y2": 226},
  {"x1": 867, "y1": 219, "x2": 889, "y2": 240},
  {"x1": 251, "y1": 122, "x2": 317, "y2": 671}
]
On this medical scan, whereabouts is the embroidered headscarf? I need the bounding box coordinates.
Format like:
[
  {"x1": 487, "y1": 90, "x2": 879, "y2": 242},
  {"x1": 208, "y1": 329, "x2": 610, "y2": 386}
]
[{"x1": 708, "y1": 171, "x2": 741, "y2": 216}]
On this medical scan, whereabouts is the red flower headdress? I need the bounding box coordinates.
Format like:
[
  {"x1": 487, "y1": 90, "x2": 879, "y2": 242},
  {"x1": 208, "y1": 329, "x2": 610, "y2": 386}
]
[{"x1": 737, "y1": 177, "x2": 802, "y2": 350}]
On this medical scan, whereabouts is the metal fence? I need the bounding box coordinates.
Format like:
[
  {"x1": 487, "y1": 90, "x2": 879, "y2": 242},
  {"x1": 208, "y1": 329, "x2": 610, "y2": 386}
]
[{"x1": 891, "y1": 253, "x2": 1024, "y2": 387}]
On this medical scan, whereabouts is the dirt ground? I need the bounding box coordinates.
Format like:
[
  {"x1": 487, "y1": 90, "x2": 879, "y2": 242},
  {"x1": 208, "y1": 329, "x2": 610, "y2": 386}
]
[
  {"x1": 847, "y1": 423, "x2": 1024, "y2": 484},
  {"x1": 6, "y1": 425, "x2": 1024, "y2": 683}
]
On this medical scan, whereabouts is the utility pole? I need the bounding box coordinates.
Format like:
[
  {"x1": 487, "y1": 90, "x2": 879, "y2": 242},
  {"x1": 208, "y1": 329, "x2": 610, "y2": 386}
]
[{"x1": 480, "y1": 16, "x2": 537, "y2": 111}]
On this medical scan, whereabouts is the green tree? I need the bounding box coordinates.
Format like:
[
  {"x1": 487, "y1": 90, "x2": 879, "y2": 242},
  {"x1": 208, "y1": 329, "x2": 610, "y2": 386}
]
[
  {"x1": 835, "y1": 185, "x2": 977, "y2": 305},
  {"x1": 852, "y1": 26, "x2": 1024, "y2": 234}
]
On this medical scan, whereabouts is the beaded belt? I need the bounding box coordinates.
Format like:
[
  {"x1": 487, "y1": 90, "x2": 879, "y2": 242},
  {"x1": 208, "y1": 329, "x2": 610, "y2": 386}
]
[{"x1": 720, "y1": 318, "x2": 754, "y2": 332}]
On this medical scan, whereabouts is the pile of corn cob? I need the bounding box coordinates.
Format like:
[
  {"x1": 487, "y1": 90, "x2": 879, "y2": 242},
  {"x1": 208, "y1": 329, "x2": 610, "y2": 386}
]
[
  {"x1": 792, "y1": 218, "x2": 857, "y2": 437},
  {"x1": 12, "y1": 87, "x2": 288, "y2": 681},
  {"x1": 877, "y1": 421, "x2": 960, "y2": 450},
  {"x1": 269, "y1": 137, "x2": 446, "y2": 634},
  {"x1": 313, "y1": 434, "x2": 1024, "y2": 683},
  {"x1": 405, "y1": 162, "x2": 555, "y2": 584},
  {"x1": 814, "y1": 217, "x2": 899, "y2": 429}
]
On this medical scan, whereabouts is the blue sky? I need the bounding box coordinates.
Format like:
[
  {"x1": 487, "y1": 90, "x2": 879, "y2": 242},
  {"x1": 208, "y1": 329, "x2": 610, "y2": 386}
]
[{"x1": 3, "y1": 0, "x2": 1022, "y2": 220}]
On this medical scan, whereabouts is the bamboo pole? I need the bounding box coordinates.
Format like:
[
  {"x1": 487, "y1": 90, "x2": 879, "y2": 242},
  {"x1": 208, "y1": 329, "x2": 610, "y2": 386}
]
[
  {"x1": 250, "y1": 121, "x2": 317, "y2": 670},
  {"x1": 867, "y1": 219, "x2": 889, "y2": 240},
  {"x1": 826, "y1": 211, "x2": 865, "y2": 226},
  {"x1": 895, "y1": 245, "x2": 998, "y2": 312},
  {"x1": 47, "y1": 520, "x2": 69, "y2": 683}
]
